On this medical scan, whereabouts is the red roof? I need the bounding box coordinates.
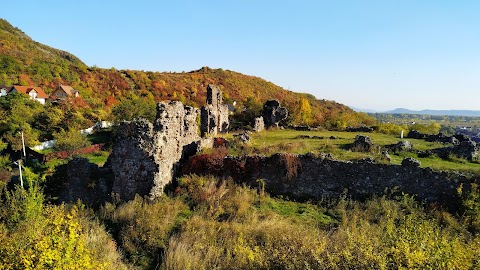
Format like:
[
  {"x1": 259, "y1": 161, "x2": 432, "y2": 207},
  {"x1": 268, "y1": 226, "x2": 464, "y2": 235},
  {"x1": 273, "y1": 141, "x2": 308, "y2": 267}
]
[{"x1": 11, "y1": 85, "x2": 49, "y2": 99}]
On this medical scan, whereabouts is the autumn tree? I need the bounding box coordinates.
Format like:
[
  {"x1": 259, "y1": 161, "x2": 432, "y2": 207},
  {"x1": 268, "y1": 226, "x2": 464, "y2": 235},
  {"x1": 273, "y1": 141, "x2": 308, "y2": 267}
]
[
  {"x1": 112, "y1": 92, "x2": 156, "y2": 122},
  {"x1": 53, "y1": 128, "x2": 90, "y2": 154},
  {"x1": 298, "y1": 98, "x2": 312, "y2": 125}
]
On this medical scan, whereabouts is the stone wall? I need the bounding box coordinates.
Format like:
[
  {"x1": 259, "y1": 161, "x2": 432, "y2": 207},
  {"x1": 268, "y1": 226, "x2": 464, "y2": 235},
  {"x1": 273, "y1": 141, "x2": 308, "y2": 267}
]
[
  {"x1": 44, "y1": 157, "x2": 111, "y2": 206},
  {"x1": 201, "y1": 85, "x2": 229, "y2": 136},
  {"x1": 182, "y1": 153, "x2": 478, "y2": 209},
  {"x1": 262, "y1": 100, "x2": 288, "y2": 128},
  {"x1": 252, "y1": 116, "x2": 265, "y2": 132},
  {"x1": 107, "y1": 101, "x2": 203, "y2": 200}
]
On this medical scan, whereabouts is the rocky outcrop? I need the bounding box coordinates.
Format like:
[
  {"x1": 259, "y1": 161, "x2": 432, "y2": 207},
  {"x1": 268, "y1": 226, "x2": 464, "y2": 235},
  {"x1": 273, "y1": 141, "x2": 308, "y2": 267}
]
[
  {"x1": 234, "y1": 131, "x2": 251, "y2": 143},
  {"x1": 201, "y1": 85, "x2": 229, "y2": 136},
  {"x1": 347, "y1": 126, "x2": 374, "y2": 132},
  {"x1": 434, "y1": 140, "x2": 480, "y2": 161},
  {"x1": 253, "y1": 116, "x2": 265, "y2": 132},
  {"x1": 407, "y1": 130, "x2": 427, "y2": 139},
  {"x1": 182, "y1": 153, "x2": 478, "y2": 209},
  {"x1": 262, "y1": 100, "x2": 288, "y2": 128},
  {"x1": 351, "y1": 135, "x2": 375, "y2": 152},
  {"x1": 387, "y1": 140, "x2": 414, "y2": 153},
  {"x1": 381, "y1": 150, "x2": 391, "y2": 162},
  {"x1": 402, "y1": 157, "x2": 421, "y2": 167},
  {"x1": 108, "y1": 101, "x2": 203, "y2": 200},
  {"x1": 452, "y1": 140, "x2": 479, "y2": 161}
]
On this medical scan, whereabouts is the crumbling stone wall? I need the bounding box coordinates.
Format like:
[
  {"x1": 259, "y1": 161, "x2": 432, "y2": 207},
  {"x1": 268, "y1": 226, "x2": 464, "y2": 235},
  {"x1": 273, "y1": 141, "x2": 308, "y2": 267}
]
[
  {"x1": 262, "y1": 100, "x2": 288, "y2": 128},
  {"x1": 351, "y1": 135, "x2": 375, "y2": 152},
  {"x1": 434, "y1": 140, "x2": 480, "y2": 161},
  {"x1": 201, "y1": 85, "x2": 229, "y2": 136},
  {"x1": 407, "y1": 130, "x2": 479, "y2": 161},
  {"x1": 182, "y1": 153, "x2": 478, "y2": 208},
  {"x1": 108, "y1": 101, "x2": 203, "y2": 200},
  {"x1": 253, "y1": 116, "x2": 265, "y2": 132},
  {"x1": 44, "y1": 157, "x2": 111, "y2": 206}
]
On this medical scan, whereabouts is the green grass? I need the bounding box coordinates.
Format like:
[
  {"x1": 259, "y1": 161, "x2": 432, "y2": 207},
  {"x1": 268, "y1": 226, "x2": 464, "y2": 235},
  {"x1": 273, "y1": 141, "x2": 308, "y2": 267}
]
[
  {"x1": 80, "y1": 151, "x2": 110, "y2": 166},
  {"x1": 259, "y1": 197, "x2": 337, "y2": 228},
  {"x1": 221, "y1": 129, "x2": 480, "y2": 174},
  {"x1": 248, "y1": 129, "x2": 444, "y2": 152}
]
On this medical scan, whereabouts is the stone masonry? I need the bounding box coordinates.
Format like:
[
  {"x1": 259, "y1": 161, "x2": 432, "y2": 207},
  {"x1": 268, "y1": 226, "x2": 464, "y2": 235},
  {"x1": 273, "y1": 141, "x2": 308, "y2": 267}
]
[
  {"x1": 182, "y1": 153, "x2": 478, "y2": 209},
  {"x1": 201, "y1": 84, "x2": 229, "y2": 136},
  {"x1": 253, "y1": 116, "x2": 265, "y2": 132},
  {"x1": 262, "y1": 100, "x2": 288, "y2": 128},
  {"x1": 108, "y1": 101, "x2": 203, "y2": 200}
]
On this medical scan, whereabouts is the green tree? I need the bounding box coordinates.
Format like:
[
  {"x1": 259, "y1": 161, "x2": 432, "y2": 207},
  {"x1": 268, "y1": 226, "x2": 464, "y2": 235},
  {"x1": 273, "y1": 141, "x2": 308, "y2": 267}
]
[
  {"x1": 0, "y1": 93, "x2": 43, "y2": 149},
  {"x1": 53, "y1": 128, "x2": 90, "y2": 154},
  {"x1": 112, "y1": 92, "x2": 156, "y2": 122}
]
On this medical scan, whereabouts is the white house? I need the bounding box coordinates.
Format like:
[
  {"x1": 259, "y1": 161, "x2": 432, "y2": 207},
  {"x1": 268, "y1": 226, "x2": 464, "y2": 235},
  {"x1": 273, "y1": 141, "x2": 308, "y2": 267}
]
[
  {"x1": 9, "y1": 85, "x2": 48, "y2": 105},
  {"x1": 0, "y1": 85, "x2": 11, "y2": 97}
]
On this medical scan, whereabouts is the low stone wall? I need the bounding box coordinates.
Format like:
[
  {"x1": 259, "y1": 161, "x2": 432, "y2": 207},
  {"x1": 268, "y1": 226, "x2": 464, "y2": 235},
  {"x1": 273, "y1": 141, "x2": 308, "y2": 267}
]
[{"x1": 182, "y1": 153, "x2": 478, "y2": 209}]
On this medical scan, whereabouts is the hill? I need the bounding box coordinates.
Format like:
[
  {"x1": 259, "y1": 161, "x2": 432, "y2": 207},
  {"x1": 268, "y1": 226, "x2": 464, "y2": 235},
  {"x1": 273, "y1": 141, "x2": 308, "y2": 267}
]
[{"x1": 0, "y1": 18, "x2": 373, "y2": 128}]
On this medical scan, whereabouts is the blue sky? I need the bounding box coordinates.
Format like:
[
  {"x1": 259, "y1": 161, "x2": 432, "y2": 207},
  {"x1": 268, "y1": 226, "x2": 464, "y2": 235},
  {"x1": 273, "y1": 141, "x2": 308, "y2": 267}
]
[{"x1": 2, "y1": 1, "x2": 479, "y2": 110}]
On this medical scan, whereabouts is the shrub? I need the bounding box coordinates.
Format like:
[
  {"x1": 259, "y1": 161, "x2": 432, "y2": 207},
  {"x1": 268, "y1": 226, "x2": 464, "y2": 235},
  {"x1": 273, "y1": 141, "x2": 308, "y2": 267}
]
[
  {"x1": 100, "y1": 195, "x2": 190, "y2": 269},
  {"x1": 278, "y1": 153, "x2": 302, "y2": 181},
  {"x1": 0, "y1": 186, "x2": 125, "y2": 269}
]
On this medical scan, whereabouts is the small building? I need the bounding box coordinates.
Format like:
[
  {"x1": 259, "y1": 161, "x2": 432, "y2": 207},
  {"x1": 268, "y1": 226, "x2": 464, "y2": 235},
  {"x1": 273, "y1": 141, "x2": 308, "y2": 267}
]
[
  {"x1": 9, "y1": 85, "x2": 48, "y2": 105},
  {"x1": 0, "y1": 85, "x2": 11, "y2": 97},
  {"x1": 51, "y1": 84, "x2": 79, "y2": 100}
]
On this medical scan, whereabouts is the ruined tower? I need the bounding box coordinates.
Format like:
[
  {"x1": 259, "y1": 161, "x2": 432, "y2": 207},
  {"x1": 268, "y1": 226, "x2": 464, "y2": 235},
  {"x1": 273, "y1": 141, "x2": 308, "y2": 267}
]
[{"x1": 200, "y1": 84, "x2": 229, "y2": 136}]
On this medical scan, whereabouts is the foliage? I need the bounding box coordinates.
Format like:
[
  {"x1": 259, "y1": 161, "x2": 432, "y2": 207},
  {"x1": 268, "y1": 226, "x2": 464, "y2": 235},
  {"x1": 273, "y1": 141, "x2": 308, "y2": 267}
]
[
  {"x1": 410, "y1": 123, "x2": 441, "y2": 135},
  {"x1": 53, "y1": 128, "x2": 91, "y2": 154},
  {"x1": 0, "y1": 155, "x2": 10, "y2": 190},
  {"x1": 376, "y1": 122, "x2": 407, "y2": 135},
  {"x1": 457, "y1": 183, "x2": 480, "y2": 232},
  {"x1": 0, "y1": 186, "x2": 127, "y2": 269},
  {"x1": 164, "y1": 175, "x2": 480, "y2": 269},
  {"x1": 320, "y1": 196, "x2": 480, "y2": 269},
  {"x1": 100, "y1": 195, "x2": 190, "y2": 269},
  {"x1": 0, "y1": 18, "x2": 374, "y2": 130},
  {"x1": 111, "y1": 91, "x2": 156, "y2": 122},
  {"x1": 297, "y1": 98, "x2": 313, "y2": 125},
  {"x1": 0, "y1": 93, "x2": 43, "y2": 149}
]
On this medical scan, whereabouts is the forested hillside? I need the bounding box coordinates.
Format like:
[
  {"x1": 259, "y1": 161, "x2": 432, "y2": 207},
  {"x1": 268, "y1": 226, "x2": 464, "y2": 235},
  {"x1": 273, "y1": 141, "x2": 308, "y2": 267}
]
[{"x1": 0, "y1": 19, "x2": 374, "y2": 129}]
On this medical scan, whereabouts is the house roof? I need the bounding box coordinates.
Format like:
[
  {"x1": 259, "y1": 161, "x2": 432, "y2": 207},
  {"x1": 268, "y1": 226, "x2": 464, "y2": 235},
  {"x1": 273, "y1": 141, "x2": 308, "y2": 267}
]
[
  {"x1": 11, "y1": 85, "x2": 49, "y2": 99},
  {"x1": 0, "y1": 85, "x2": 12, "y2": 91},
  {"x1": 58, "y1": 84, "x2": 78, "y2": 96}
]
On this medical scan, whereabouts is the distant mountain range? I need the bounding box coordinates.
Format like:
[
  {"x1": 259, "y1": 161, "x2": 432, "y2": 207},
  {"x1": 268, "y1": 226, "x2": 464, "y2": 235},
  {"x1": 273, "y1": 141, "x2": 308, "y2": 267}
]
[{"x1": 351, "y1": 107, "x2": 480, "y2": 117}]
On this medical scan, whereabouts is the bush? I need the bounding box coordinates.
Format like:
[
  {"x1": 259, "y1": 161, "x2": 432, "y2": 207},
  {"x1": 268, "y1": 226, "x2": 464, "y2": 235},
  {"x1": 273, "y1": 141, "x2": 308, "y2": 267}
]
[
  {"x1": 53, "y1": 128, "x2": 91, "y2": 154},
  {"x1": 100, "y1": 195, "x2": 190, "y2": 269},
  {"x1": 0, "y1": 186, "x2": 126, "y2": 269}
]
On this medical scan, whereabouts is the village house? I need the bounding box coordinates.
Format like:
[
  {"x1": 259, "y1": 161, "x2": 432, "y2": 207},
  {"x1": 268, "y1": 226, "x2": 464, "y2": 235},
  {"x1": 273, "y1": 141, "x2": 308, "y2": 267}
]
[
  {"x1": 0, "y1": 85, "x2": 11, "y2": 97},
  {"x1": 9, "y1": 85, "x2": 48, "y2": 105},
  {"x1": 51, "y1": 84, "x2": 79, "y2": 100}
]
